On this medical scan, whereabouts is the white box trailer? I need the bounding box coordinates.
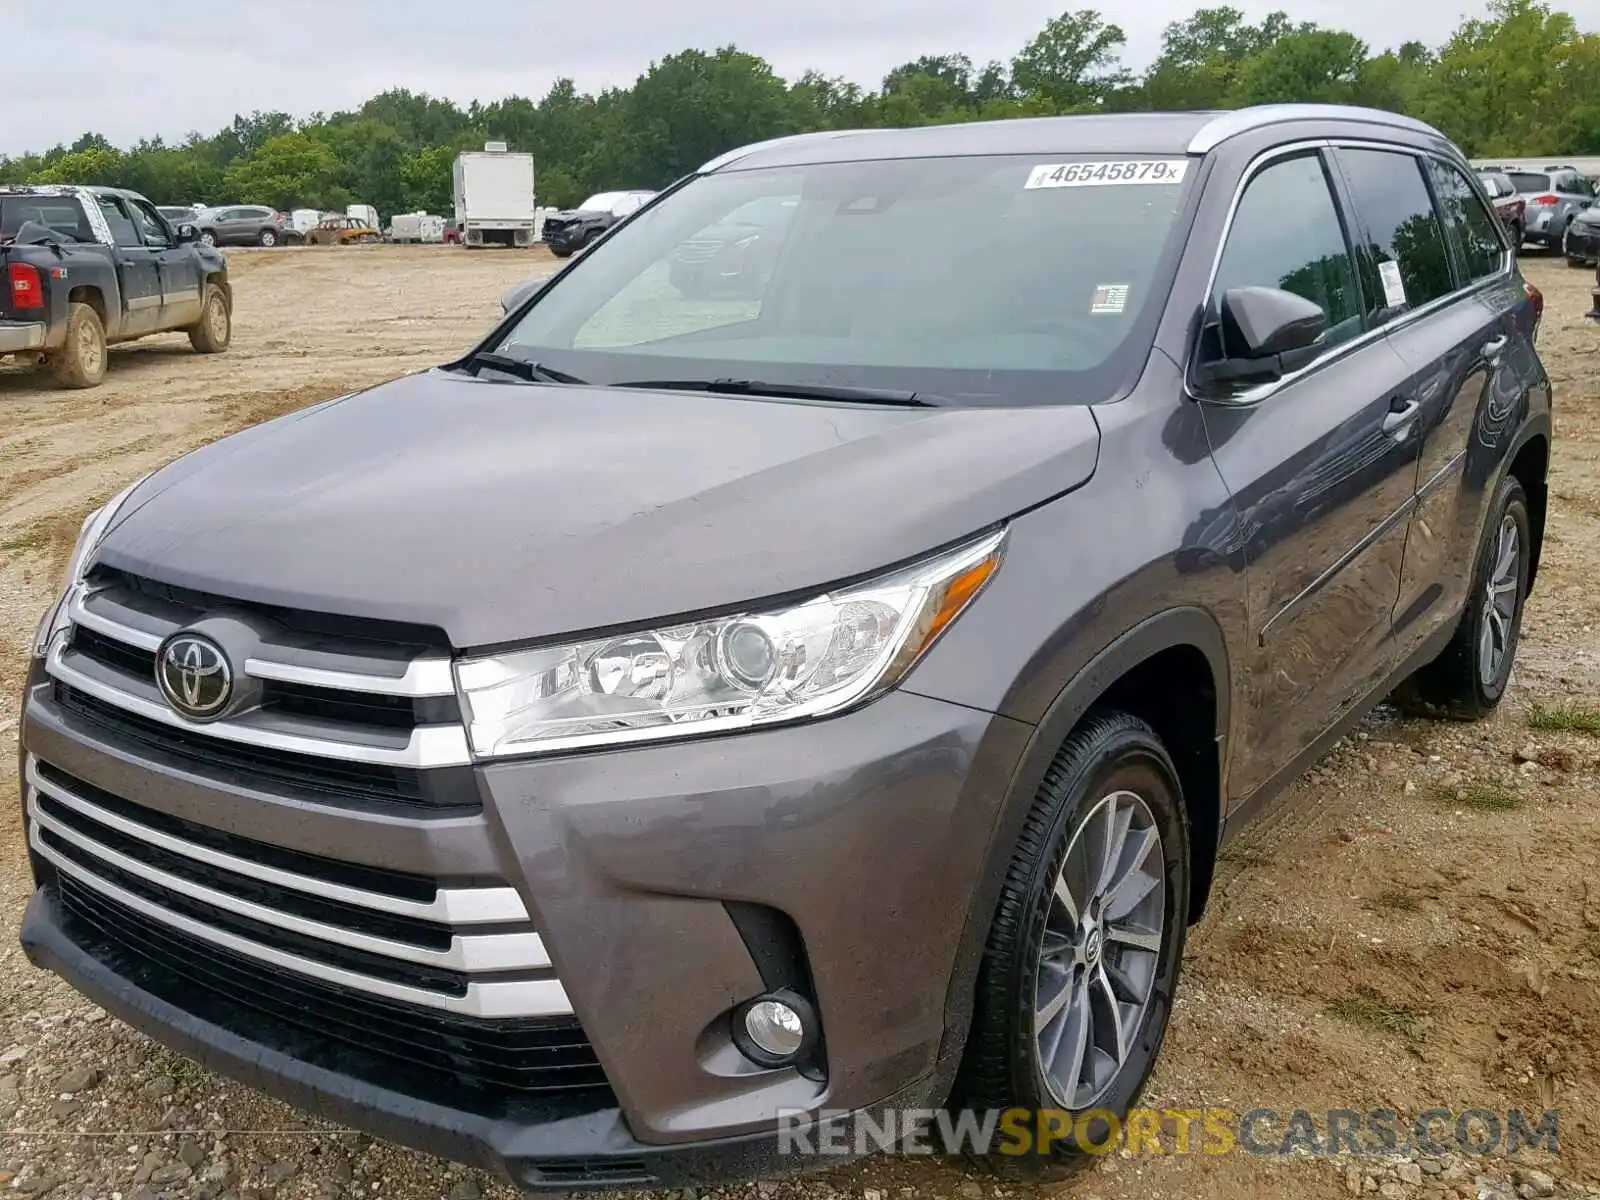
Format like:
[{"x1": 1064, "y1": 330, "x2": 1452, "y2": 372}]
[
  {"x1": 289, "y1": 208, "x2": 320, "y2": 234},
  {"x1": 346, "y1": 203, "x2": 380, "y2": 229},
  {"x1": 453, "y1": 143, "x2": 537, "y2": 248},
  {"x1": 390, "y1": 212, "x2": 447, "y2": 243}
]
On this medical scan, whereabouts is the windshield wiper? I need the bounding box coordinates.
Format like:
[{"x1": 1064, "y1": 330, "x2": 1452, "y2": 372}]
[
  {"x1": 613, "y1": 377, "x2": 944, "y2": 407},
  {"x1": 456, "y1": 351, "x2": 588, "y2": 385}
]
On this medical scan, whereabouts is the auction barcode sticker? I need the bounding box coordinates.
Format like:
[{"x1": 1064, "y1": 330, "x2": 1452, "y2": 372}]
[{"x1": 1025, "y1": 160, "x2": 1190, "y2": 189}]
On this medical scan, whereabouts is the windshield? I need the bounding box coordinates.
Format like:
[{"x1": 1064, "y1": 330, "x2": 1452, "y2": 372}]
[
  {"x1": 578, "y1": 192, "x2": 627, "y2": 212},
  {"x1": 497, "y1": 153, "x2": 1193, "y2": 406}
]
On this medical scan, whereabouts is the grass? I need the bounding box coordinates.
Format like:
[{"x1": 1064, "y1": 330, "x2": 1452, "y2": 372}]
[
  {"x1": 1367, "y1": 888, "x2": 1421, "y2": 914},
  {"x1": 1432, "y1": 781, "x2": 1522, "y2": 812},
  {"x1": 1326, "y1": 989, "x2": 1424, "y2": 1041},
  {"x1": 1528, "y1": 702, "x2": 1600, "y2": 736},
  {"x1": 0, "y1": 527, "x2": 49, "y2": 554}
]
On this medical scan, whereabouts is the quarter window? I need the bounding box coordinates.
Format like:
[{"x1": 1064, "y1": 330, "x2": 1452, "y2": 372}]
[
  {"x1": 1336, "y1": 148, "x2": 1455, "y2": 315},
  {"x1": 1428, "y1": 161, "x2": 1504, "y2": 282},
  {"x1": 1209, "y1": 153, "x2": 1364, "y2": 356}
]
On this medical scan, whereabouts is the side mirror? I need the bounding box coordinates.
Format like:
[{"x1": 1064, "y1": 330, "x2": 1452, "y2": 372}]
[
  {"x1": 500, "y1": 276, "x2": 550, "y2": 313},
  {"x1": 1199, "y1": 286, "x2": 1328, "y2": 388},
  {"x1": 176, "y1": 223, "x2": 200, "y2": 244}
]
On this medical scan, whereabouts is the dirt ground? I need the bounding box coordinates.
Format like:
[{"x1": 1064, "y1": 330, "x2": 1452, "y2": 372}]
[{"x1": 0, "y1": 246, "x2": 1597, "y2": 1200}]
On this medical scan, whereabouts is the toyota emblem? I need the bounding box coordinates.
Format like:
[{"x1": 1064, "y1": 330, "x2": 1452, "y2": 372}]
[{"x1": 155, "y1": 633, "x2": 233, "y2": 720}]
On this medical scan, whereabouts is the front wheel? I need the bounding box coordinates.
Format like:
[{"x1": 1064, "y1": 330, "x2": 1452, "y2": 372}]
[
  {"x1": 959, "y1": 712, "x2": 1189, "y2": 1179},
  {"x1": 188, "y1": 284, "x2": 231, "y2": 353},
  {"x1": 549, "y1": 246, "x2": 573, "y2": 259},
  {"x1": 1394, "y1": 474, "x2": 1530, "y2": 719}
]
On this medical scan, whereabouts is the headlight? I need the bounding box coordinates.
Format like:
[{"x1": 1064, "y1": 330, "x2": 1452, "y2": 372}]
[
  {"x1": 456, "y1": 528, "x2": 1006, "y2": 758},
  {"x1": 30, "y1": 475, "x2": 149, "y2": 657}
]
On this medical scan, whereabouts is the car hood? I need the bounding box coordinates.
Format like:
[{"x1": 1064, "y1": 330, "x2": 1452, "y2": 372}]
[
  {"x1": 98, "y1": 370, "x2": 1101, "y2": 648},
  {"x1": 549, "y1": 209, "x2": 607, "y2": 223},
  {"x1": 1573, "y1": 207, "x2": 1600, "y2": 227}
]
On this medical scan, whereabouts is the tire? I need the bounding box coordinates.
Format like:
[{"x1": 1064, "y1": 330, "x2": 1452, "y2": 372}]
[
  {"x1": 958, "y1": 712, "x2": 1190, "y2": 1179},
  {"x1": 1567, "y1": 255, "x2": 1589, "y2": 268},
  {"x1": 50, "y1": 302, "x2": 108, "y2": 389},
  {"x1": 549, "y1": 246, "x2": 573, "y2": 259},
  {"x1": 258, "y1": 229, "x2": 278, "y2": 247},
  {"x1": 188, "y1": 284, "x2": 231, "y2": 354},
  {"x1": 1394, "y1": 475, "x2": 1530, "y2": 720},
  {"x1": 199, "y1": 230, "x2": 217, "y2": 248}
]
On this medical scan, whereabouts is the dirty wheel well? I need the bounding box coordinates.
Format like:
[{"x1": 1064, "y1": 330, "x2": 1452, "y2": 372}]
[
  {"x1": 67, "y1": 286, "x2": 105, "y2": 325},
  {"x1": 1092, "y1": 645, "x2": 1221, "y2": 922}
]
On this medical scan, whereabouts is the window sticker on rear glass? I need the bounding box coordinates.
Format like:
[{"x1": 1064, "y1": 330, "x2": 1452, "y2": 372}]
[
  {"x1": 1091, "y1": 284, "x2": 1130, "y2": 314},
  {"x1": 1025, "y1": 160, "x2": 1189, "y2": 189}
]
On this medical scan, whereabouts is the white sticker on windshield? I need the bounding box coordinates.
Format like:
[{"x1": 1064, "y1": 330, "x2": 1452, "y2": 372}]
[
  {"x1": 1091, "y1": 284, "x2": 1130, "y2": 314},
  {"x1": 1025, "y1": 160, "x2": 1189, "y2": 189},
  {"x1": 1378, "y1": 260, "x2": 1408, "y2": 308}
]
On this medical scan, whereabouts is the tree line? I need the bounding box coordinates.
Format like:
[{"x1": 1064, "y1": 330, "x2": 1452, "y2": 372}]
[{"x1": 2, "y1": 0, "x2": 1595, "y2": 218}]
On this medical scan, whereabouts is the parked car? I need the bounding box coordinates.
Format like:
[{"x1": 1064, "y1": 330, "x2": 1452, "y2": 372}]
[
  {"x1": 190, "y1": 204, "x2": 298, "y2": 248},
  {"x1": 305, "y1": 215, "x2": 380, "y2": 246},
  {"x1": 541, "y1": 190, "x2": 655, "y2": 257},
  {"x1": 1565, "y1": 205, "x2": 1600, "y2": 267},
  {"x1": 669, "y1": 195, "x2": 798, "y2": 299},
  {"x1": 0, "y1": 184, "x2": 230, "y2": 387},
  {"x1": 17, "y1": 107, "x2": 1550, "y2": 1186},
  {"x1": 1502, "y1": 166, "x2": 1595, "y2": 251},
  {"x1": 1474, "y1": 171, "x2": 1526, "y2": 245}
]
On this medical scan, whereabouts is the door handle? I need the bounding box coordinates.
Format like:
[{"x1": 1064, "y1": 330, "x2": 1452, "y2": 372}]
[
  {"x1": 1382, "y1": 397, "x2": 1420, "y2": 435},
  {"x1": 1481, "y1": 335, "x2": 1508, "y2": 361}
]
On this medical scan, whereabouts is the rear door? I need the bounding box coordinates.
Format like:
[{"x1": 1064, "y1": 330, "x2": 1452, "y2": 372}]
[
  {"x1": 1196, "y1": 149, "x2": 1421, "y2": 801},
  {"x1": 1332, "y1": 148, "x2": 1533, "y2": 666},
  {"x1": 95, "y1": 196, "x2": 163, "y2": 337}
]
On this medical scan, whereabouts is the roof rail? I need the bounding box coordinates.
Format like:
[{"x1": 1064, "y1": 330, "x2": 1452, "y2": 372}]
[
  {"x1": 1187, "y1": 105, "x2": 1444, "y2": 154},
  {"x1": 698, "y1": 130, "x2": 857, "y2": 174}
]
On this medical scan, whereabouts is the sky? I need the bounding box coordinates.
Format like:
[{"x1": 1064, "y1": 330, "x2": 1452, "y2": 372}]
[{"x1": 7, "y1": 0, "x2": 1515, "y2": 156}]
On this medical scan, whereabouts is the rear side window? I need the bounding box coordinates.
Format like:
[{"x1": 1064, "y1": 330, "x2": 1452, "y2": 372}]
[
  {"x1": 1209, "y1": 152, "x2": 1363, "y2": 354},
  {"x1": 96, "y1": 197, "x2": 142, "y2": 248},
  {"x1": 1336, "y1": 148, "x2": 1454, "y2": 315},
  {"x1": 1428, "y1": 161, "x2": 1505, "y2": 282}
]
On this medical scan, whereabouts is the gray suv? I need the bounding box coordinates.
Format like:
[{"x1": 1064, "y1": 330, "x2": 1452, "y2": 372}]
[
  {"x1": 18, "y1": 105, "x2": 1551, "y2": 1188},
  {"x1": 192, "y1": 204, "x2": 295, "y2": 247},
  {"x1": 1501, "y1": 165, "x2": 1595, "y2": 249}
]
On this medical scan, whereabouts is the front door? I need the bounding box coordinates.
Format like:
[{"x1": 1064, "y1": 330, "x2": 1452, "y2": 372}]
[
  {"x1": 127, "y1": 197, "x2": 204, "y2": 328},
  {"x1": 96, "y1": 196, "x2": 163, "y2": 337},
  {"x1": 1194, "y1": 149, "x2": 1421, "y2": 803}
]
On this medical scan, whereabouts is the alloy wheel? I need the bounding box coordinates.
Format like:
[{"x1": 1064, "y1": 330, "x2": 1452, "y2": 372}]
[
  {"x1": 1478, "y1": 514, "x2": 1520, "y2": 687},
  {"x1": 1034, "y1": 789, "x2": 1165, "y2": 1110}
]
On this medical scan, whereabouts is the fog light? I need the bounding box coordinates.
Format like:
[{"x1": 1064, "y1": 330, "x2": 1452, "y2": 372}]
[
  {"x1": 732, "y1": 990, "x2": 818, "y2": 1069},
  {"x1": 744, "y1": 1000, "x2": 804, "y2": 1058}
]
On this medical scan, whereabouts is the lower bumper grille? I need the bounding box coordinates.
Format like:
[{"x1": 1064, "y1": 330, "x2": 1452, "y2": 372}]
[{"x1": 51, "y1": 879, "x2": 615, "y2": 1119}]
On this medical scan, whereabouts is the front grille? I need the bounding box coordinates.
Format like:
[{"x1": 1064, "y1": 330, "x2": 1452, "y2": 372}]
[
  {"x1": 26, "y1": 756, "x2": 570, "y2": 1019},
  {"x1": 55, "y1": 684, "x2": 480, "y2": 814},
  {"x1": 52, "y1": 879, "x2": 613, "y2": 1120}
]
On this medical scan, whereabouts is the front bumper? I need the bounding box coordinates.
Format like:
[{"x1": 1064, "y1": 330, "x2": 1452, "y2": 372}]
[
  {"x1": 0, "y1": 320, "x2": 46, "y2": 354},
  {"x1": 1565, "y1": 225, "x2": 1600, "y2": 261},
  {"x1": 18, "y1": 656, "x2": 1029, "y2": 1185}
]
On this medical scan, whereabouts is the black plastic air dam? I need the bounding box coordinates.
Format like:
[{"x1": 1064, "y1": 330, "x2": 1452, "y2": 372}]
[{"x1": 20, "y1": 886, "x2": 946, "y2": 1190}]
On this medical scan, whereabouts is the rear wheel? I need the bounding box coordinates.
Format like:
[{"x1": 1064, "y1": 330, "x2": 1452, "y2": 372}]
[
  {"x1": 258, "y1": 228, "x2": 278, "y2": 247},
  {"x1": 199, "y1": 230, "x2": 217, "y2": 248},
  {"x1": 1394, "y1": 475, "x2": 1529, "y2": 719},
  {"x1": 959, "y1": 712, "x2": 1189, "y2": 1179},
  {"x1": 50, "y1": 302, "x2": 107, "y2": 389},
  {"x1": 188, "y1": 285, "x2": 231, "y2": 354}
]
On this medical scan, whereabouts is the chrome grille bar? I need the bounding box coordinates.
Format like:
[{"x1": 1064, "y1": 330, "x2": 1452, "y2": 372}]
[
  {"x1": 33, "y1": 825, "x2": 573, "y2": 1019},
  {"x1": 24, "y1": 758, "x2": 523, "y2": 924}
]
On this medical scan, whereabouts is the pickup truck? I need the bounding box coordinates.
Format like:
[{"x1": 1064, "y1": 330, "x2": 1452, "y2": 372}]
[{"x1": 0, "y1": 184, "x2": 231, "y2": 388}]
